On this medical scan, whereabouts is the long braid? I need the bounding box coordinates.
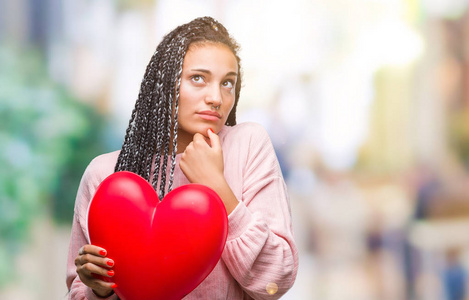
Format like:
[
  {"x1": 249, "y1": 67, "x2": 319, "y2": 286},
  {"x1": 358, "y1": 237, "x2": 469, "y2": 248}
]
[
  {"x1": 167, "y1": 42, "x2": 185, "y2": 192},
  {"x1": 158, "y1": 35, "x2": 185, "y2": 198},
  {"x1": 152, "y1": 39, "x2": 173, "y2": 195},
  {"x1": 115, "y1": 17, "x2": 243, "y2": 200},
  {"x1": 114, "y1": 107, "x2": 136, "y2": 172}
]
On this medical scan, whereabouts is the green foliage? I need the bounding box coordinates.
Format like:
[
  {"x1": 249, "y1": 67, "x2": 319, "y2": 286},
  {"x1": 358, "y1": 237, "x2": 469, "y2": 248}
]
[{"x1": 0, "y1": 45, "x2": 111, "y2": 285}]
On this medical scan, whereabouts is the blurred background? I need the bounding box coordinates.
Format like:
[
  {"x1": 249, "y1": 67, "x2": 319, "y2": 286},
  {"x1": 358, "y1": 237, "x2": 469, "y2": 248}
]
[{"x1": 1, "y1": 0, "x2": 469, "y2": 299}]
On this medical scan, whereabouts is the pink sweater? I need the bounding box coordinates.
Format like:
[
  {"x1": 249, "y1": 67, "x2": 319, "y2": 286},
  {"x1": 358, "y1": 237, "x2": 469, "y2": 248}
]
[{"x1": 66, "y1": 122, "x2": 298, "y2": 299}]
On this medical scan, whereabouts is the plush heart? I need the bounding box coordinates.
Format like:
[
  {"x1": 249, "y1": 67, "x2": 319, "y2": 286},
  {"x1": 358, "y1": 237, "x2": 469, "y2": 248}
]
[{"x1": 87, "y1": 171, "x2": 228, "y2": 300}]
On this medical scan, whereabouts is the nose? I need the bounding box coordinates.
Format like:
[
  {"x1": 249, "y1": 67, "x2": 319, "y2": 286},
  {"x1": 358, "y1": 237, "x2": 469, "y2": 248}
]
[{"x1": 205, "y1": 84, "x2": 222, "y2": 108}]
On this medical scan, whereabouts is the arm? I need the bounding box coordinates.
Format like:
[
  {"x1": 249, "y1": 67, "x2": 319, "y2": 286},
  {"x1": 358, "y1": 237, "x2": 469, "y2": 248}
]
[
  {"x1": 66, "y1": 161, "x2": 118, "y2": 300},
  {"x1": 67, "y1": 216, "x2": 117, "y2": 299},
  {"x1": 180, "y1": 125, "x2": 298, "y2": 299},
  {"x1": 221, "y1": 126, "x2": 298, "y2": 299}
]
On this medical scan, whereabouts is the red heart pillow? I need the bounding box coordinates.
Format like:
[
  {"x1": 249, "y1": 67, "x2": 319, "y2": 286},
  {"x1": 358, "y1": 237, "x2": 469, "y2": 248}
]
[{"x1": 87, "y1": 171, "x2": 228, "y2": 300}]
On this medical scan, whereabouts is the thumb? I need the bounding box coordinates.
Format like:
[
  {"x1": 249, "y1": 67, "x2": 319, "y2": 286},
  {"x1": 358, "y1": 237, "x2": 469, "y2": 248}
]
[{"x1": 207, "y1": 128, "x2": 221, "y2": 151}]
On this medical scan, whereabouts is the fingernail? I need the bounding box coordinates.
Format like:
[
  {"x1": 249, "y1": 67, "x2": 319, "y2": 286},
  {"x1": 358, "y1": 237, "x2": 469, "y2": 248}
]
[
  {"x1": 99, "y1": 250, "x2": 106, "y2": 256},
  {"x1": 107, "y1": 270, "x2": 115, "y2": 277},
  {"x1": 106, "y1": 259, "x2": 114, "y2": 267},
  {"x1": 111, "y1": 283, "x2": 118, "y2": 289},
  {"x1": 209, "y1": 128, "x2": 214, "y2": 133}
]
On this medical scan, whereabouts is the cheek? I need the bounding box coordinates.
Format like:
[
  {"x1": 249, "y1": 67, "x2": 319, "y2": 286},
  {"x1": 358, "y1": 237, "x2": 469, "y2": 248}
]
[
  {"x1": 178, "y1": 82, "x2": 189, "y2": 102},
  {"x1": 177, "y1": 86, "x2": 193, "y2": 114},
  {"x1": 179, "y1": 82, "x2": 202, "y2": 105},
  {"x1": 225, "y1": 95, "x2": 235, "y2": 112}
]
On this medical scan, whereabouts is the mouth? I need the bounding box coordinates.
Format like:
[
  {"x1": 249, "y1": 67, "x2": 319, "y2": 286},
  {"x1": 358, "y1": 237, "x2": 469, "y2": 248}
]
[{"x1": 197, "y1": 110, "x2": 222, "y2": 121}]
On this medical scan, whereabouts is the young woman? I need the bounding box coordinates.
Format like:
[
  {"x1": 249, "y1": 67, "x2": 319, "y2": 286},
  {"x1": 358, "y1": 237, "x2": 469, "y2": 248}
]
[{"x1": 66, "y1": 17, "x2": 298, "y2": 299}]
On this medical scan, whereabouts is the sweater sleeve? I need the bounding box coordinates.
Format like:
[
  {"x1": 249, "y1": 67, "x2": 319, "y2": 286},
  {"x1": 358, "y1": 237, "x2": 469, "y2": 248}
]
[
  {"x1": 221, "y1": 124, "x2": 299, "y2": 299},
  {"x1": 66, "y1": 157, "x2": 119, "y2": 300}
]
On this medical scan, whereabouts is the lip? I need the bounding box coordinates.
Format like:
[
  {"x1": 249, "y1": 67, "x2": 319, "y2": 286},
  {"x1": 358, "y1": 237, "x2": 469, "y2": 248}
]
[{"x1": 197, "y1": 110, "x2": 221, "y2": 121}]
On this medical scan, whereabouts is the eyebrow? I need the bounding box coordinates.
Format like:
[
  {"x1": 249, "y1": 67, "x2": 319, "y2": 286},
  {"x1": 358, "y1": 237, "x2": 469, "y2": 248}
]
[{"x1": 191, "y1": 68, "x2": 238, "y2": 77}]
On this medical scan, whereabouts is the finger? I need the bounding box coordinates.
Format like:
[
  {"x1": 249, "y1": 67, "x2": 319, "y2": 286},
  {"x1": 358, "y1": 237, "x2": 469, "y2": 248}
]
[
  {"x1": 89, "y1": 245, "x2": 108, "y2": 257},
  {"x1": 79, "y1": 261, "x2": 115, "y2": 279},
  {"x1": 88, "y1": 280, "x2": 116, "y2": 295},
  {"x1": 193, "y1": 132, "x2": 207, "y2": 145},
  {"x1": 207, "y1": 128, "x2": 221, "y2": 151},
  {"x1": 79, "y1": 273, "x2": 116, "y2": 295},
  {"x1": 79, "y1": 253, "x2": 115, "y2": 269},
  {"x1": 94, "y1": 280, "x2": 117, "y2": 292},
  {"x1": 82, "y1": 244, "x2": 108, "y2": 257},
  {"x1": 183, "y1": 141, "x2": 194, "y2": 154}
]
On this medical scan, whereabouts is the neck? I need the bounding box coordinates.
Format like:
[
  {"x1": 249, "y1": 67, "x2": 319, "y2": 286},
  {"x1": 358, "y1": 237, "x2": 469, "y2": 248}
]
[{"x1": 174, "y1": 128, "x2": 193, "y2": 154}]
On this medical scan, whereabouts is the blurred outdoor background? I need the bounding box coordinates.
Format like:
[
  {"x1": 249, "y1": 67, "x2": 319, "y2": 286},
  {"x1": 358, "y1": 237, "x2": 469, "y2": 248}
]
[{"x1": 2, "y1": 0, "x2": 469, "y2": 299}]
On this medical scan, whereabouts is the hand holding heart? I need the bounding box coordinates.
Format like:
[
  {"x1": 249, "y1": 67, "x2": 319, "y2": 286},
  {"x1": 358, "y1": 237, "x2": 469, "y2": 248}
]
[{"x1": 74, "y1": 244, "x2": 115, "y2": 297}]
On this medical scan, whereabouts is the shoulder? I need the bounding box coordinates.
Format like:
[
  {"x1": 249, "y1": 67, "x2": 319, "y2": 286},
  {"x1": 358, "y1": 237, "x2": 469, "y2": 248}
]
[
  {"x1": 82, "y1": 150, "x2": 121, "y2": 186},
  {"x1": 220, "y1": 122, "x2": 275, "y2": 161},
  {"x1": 220, "y1": 122, "x2": 271, "y2": 144},
  {"x1": 74, "y1": 150, "x2": 120, "y2": 222}
]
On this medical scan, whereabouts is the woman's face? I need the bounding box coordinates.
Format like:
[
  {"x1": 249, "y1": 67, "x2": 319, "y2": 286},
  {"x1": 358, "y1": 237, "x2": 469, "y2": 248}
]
[{"x1": 177, "y1": 42, "x2": 238, "y2": 145}]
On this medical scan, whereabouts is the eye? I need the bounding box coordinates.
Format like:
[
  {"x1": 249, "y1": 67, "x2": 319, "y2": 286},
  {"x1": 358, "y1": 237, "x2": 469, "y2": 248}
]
[
  {"x1": 191, "y1": 75, "x2": 205, "y2": 84},
  {"x1": 222, "y1": 79, "x2": 234, "y2": 89}
]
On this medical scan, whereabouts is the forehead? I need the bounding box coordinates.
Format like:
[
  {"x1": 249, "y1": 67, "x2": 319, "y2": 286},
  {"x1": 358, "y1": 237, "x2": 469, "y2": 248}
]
[{"x1": 183, "y1": 42, "x2": 238, "y2": 72}]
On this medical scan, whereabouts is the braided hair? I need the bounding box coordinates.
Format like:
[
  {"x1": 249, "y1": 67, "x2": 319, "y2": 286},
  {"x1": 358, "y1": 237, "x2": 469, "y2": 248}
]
[{"x1": 114, "y1": 17, "x2": 242, "y2": 200}]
